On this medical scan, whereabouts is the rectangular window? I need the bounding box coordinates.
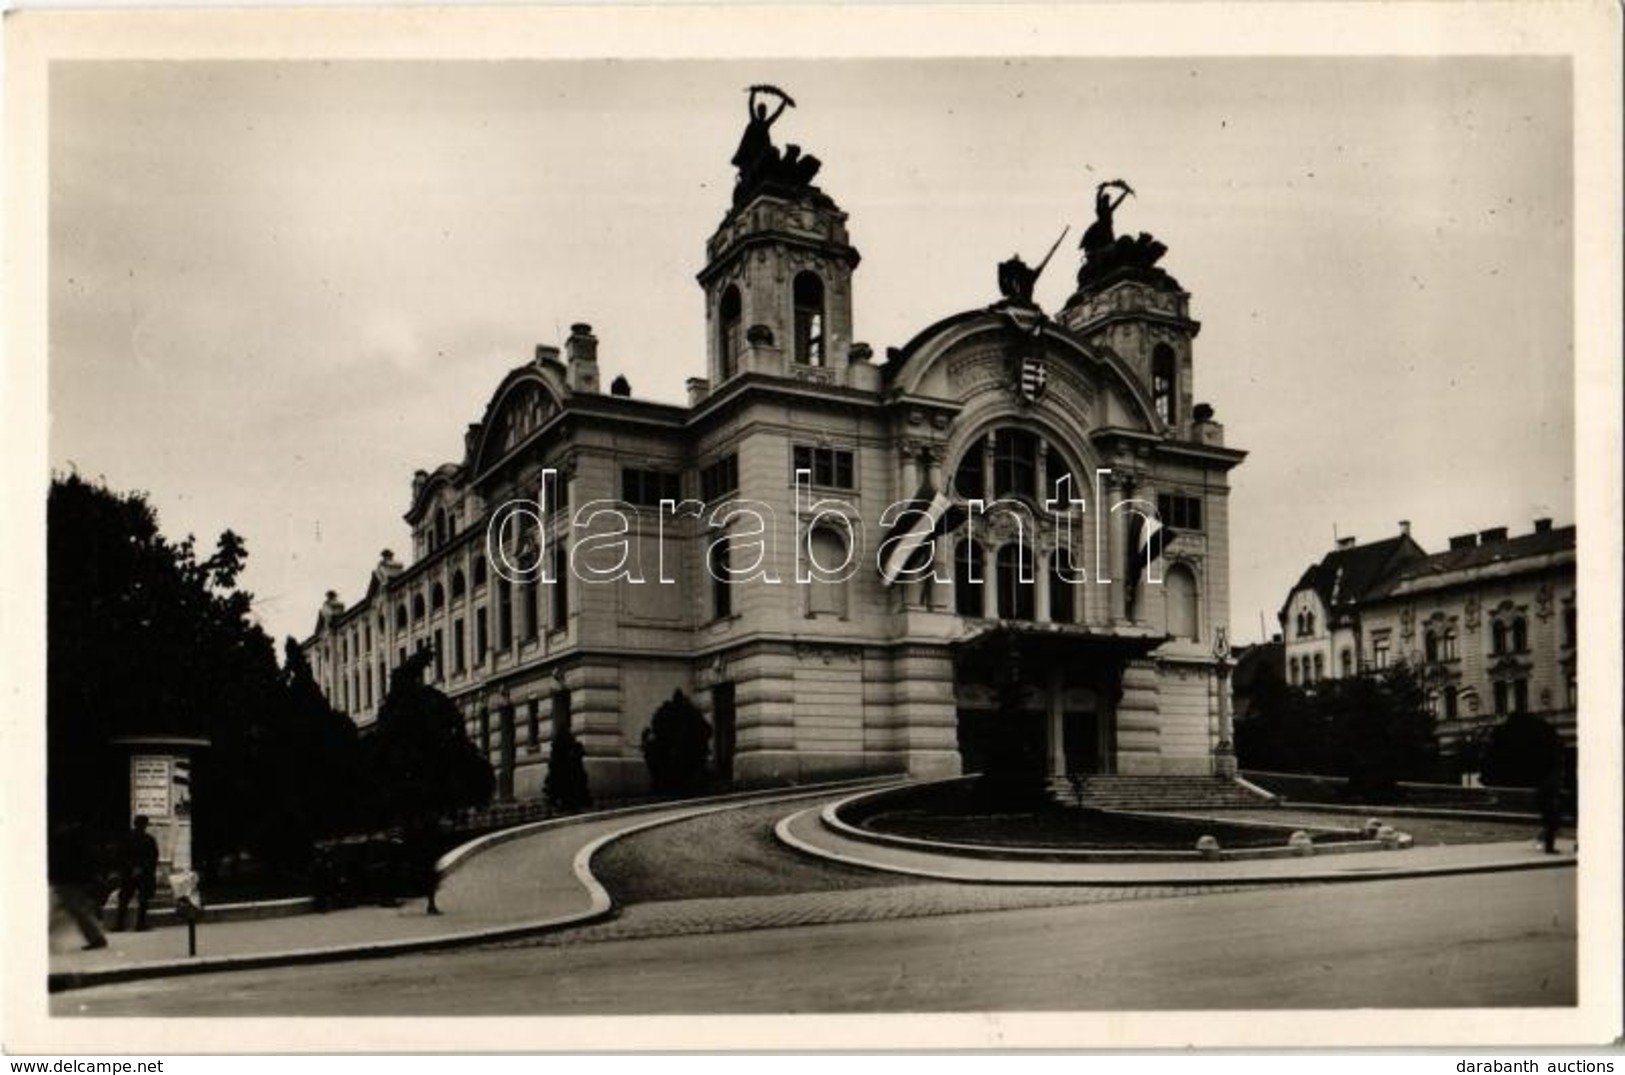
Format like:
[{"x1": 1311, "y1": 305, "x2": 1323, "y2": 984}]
[
  {"x1": 498, "y1": 581, "x2": 513, "y2": 650},
  {"x1": 474, "y1": 608, "x2": 487, "y2": 665},
  {"x1": 1371, "y1": 632, "x2": 1391, "y2": 670},
  {"x1": 522, "y1": 582, "x2": 539, "y2": 641},
  {"x1": 701, "y1": 454, "x2": 740, "y2": 503},
  {"x1": 433, "y1": 629, "x2": 444, "y2": 681},
  {"x1": 551, "y1": 545, "x2": 569, "y2": 630},
  {"x1": 792, "y1": 445, "x2": 855, "y2": 490},
  {"x1": 452, "y1": 618, "x2": 465, "y2": 673},
  {"x1": 1493, "y1": 681, "x2": 1508, "y2": 715},
  {"x1": 1157, "y1": 493, "x2": 1204, "y2": 532},
  {"x1": 621, "y1": 467, "x2": 683, "y2": 507}
]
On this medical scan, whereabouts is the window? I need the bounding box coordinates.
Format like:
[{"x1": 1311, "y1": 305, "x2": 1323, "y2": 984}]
[
  {"x1": 1313, "y1": 653, "x2": 1325, "y2": 681},
  {"x1": 550, "y1": 545, "x2": 569, "y2": 630},
  {"x1": 792, "y1": 445, "x2": 855, "y2": 489},
  {"x1": 473, "y1": 555, "x2": 488, "y2": 588},
  {"x1": 1563, "y1": 604, "x2": 1577, "y2": 648},
  {"x1": 1372, "y1": 632, "x2": 1391, "y2": 669},
  {"x1": 1441, "y1": 629, "x2": 1458, "y2": 661},
  {"x1": 953, "y1": 448, "x2": 985, "y2": 500},
  {"x1": 1157, "y1": 493, "x2": 1204, "y2": 532},
  {"x1": 1424, "y1": 630, "x2": 1439, "y2": 663},
  {"x1": 1493, "y1": 681, "x2": 1508, "y2": 715},
  {"x1": 992, "y1": 429, "x2": 1038, "y2": 499},
  {"x1": 954, "y1": 540, "x2": 984, "y2": 617},
  {"x1": 792, "y1": 272, "x2": 825, "y2": 366},
  {"x1": 1341, "y1": 648, "x2": 1353, "y2": 676},
  {"x1": 1045, "y1": 447, "x2": 1074, "y2": 501},
  {"x1": 1049, "y1": 548, "x2": 1076, "y2": 624},
  {"x1": 1289, "y1": 657, "x2": 1299, "y2": 686},
  {"x1": 1443, "y1": 685, "x2": 1458, "y2": 721},
  {"x1": 474, "y1": 607, "x2": 488, "y2": 665},
  {"x1": 432, "y1": 629, "x2": 444, "y2": 682},
  {"x1": 395, "y1": 603, "x2": 408, "y2": 631},
  {"x1": 701, "y1": 454, "x2": 739, "y2": 503},
  {"x1": 452, "y1": 618, "x2": 465, "y2": 673},
  {"x1": 1512, "y1": 678, "x2": 1528, "y2": 714},
  {"x1": 995, "y1": 544, "x2": 1035, "y2": 621},
  {"x1": 1165, "y1": 564, "x2": 1198, "y2": 640},
  {"x1": 451, "y1": 570, "x2": 466, "y2": 601},
  {"x1": 1511, "y1": 617, "x2": 1528, "y2": 653},
  {"x1": 497, "y1": 580, "x2": 513, "y2": 650},
  {"x1": 1491, "y1": 621, "x2": 1508, "y2": 655},
  {"x1": 622, "y1": 467, "x2": 682, "y2": 507},
  {"x1": 710, "y1": 539, "x2": 732, "y2": 619},
  {"x1": 718, "y1": 285, "x2": 742, "y2": 379},
  {"x1": 412, "y1": 594, "x2": 426, "y2": 622},
  {"x1": 431, "y1": 582, "x2": 445, "y2": 613},
  {"x1": 522, "y1": 580, "x2": 539, "y2": 641},
  {"x1": 807, "y1": 528, "x2": 849, "y2": 617},
  {"x1": 1306, "y1": 611, "x2": 1316, "y2": 635},
  {"x1": 1424, "y1": 692, "x2": 1438, "y2": 719},
  {"x1": 1152, "y1": 343, "x2": 1176, "y2": 425}
]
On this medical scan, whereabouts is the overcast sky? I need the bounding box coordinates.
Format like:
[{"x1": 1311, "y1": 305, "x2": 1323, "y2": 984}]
[{"x1": 48, "y1": 57, "x2": 1573, "y2": 648}]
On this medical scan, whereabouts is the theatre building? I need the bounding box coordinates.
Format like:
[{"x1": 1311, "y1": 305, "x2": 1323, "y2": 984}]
[{"x1": 304, "y1": 99, "x2": 1249, "y2": 803}]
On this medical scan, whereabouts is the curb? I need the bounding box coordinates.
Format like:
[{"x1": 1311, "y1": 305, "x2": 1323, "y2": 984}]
[
  {"x1": 50, "y1": 775, "x2": 912, "y2": 993},
  {"x1": 774, "y1": 804, "x2": 1578, "y2": 888}
]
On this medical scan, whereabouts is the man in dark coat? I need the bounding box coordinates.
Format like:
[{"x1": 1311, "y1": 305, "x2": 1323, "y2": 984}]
[{"x1": 114, "y1": 815, "x2": 160, "y2": 931}]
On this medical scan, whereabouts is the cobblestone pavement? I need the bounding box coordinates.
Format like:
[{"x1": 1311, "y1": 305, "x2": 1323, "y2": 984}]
[{"x1": 490, "y1": 879, "x2": 1270, "y2": 948}]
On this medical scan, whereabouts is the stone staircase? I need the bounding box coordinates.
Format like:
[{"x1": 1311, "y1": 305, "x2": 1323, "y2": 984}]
[{"x1": 1049, "y1": 774, "x2": 1275, "y2": 813}]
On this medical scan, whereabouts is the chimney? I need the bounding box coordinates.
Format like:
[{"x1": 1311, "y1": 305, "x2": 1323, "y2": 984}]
[
  {"x1": 322, "y1": 590, "x2": 346, "y2": 621},
  {"x1": 1398, "y1": 520, "x2": 1411, "y2": 537},
  {"x1": 687, "y1": 377, "x2": 711, "y2": 407},
  {"x1": 1479, "y1": 526, "x2": 1508, "y2": 544},
  {"x1": 565, "y1": 323, "x2": 599, "y2": 393},
  {"x1": 1336, "y1": 536, "x2": 1357, "y2": 550},
  {"x1": 534, "y1": 343, "x2": 560, "y2": 368},
  {"x1": 1448, "y1": 534, "x2": 1478, "y2": 550},
  {"x1": 1534, "y1": 517, "x2": 1553, "y2": 534}
]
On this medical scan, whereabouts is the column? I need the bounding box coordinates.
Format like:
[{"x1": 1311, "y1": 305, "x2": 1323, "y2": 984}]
[
  {"x1": 1109, "y1": 475, "x2": 1132, "y2": 624},
  {"x1": 1047, "y1": 663, "x2": 1066, "y2": 779},
  {"x1": 1034, "y1": 548, "x2": 1052, "y2": 624}
]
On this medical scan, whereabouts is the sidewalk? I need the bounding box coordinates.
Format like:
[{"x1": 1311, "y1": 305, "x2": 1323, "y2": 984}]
[
  {"x1": 49, "y1": 779, "x2": 898, "y2": 992},
  {"x1": 775, "y1": 800, "x2": 1579, "y2": 886}
]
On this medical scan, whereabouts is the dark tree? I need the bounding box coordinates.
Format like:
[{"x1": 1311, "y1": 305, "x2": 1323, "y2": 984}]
[
  {"x1": 47, "y1": 474, "x2": 285, "y2": 876},
  {"x1": 365, "y1": 649, "x2": 494, "y2": 832},
  {"x1": 1479, "y1": 711, "x2": 1563, "y2": 790},
  {"x1": 640, "y1": 689, "x2": 711, "y2": 796},
  {"x1": 543, "y1": 727, "x2": 591, "y2": 811}
]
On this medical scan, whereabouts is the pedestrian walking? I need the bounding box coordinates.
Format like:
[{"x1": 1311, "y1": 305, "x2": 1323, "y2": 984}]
[
  {"x1": 114, "y1": 815, "x2": 160, "y2": 931},
  {"x1": 1537, "y1": 763, "x2": 1565, "y2": 854},
  {"x1": 49, "y1": 823, "x2": 109, "y2": 950}
]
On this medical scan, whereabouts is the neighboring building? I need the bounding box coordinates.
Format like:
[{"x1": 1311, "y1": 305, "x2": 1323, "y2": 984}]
[
  {"x1": 1279, "y1": 520, "x2": 1577, "y2": 762},
  {"x1": 304, "y1": 99, "x2": 1247, "y2": 801},
  {"x1": 1229, "y1": 636, "x2": 1285, "y2": 724}
]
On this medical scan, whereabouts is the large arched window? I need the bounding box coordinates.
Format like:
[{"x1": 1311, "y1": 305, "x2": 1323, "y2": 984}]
[
  {"x1": 1049, "y1": 547, "x2": 1077, "y2": 624},
  {"x1": 1152, "y1": 343, "x2": 1176, "y2": 425},
  {"x1": 1165, "y1": 563, "x2": 1198, "y2": 639},
  {"x1": 806, "y1": 528, "x2": 848, "y2": 617},
  {"x1": 792, "y1": 272, "x2": 825, "y2": 366},
  {"x1": 995, "y1": 543, "x2": 1035, "y2": 621},
  {"x1": 718, "y1": 285, "x2": 743, "y2": 379},
  {"x1": 954, "y1": 539, "x2": 985, "y2": 617},
  {"x1": 953, "y1": 447, "x2": 985, "y2": 500}
]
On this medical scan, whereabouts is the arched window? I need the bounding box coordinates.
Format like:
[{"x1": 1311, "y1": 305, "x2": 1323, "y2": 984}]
[
  {"x1": 1424, "y1": 630, "x2": 1439, "y2": 663},
  {"x1": 807, "y1": 528, "x2": 848, "y2": 617},
  {"x1": 1306, "y1": 611, "x2": 1315, "y2": 635},
  {"x1": 1049, "y1": 547, "x2": 1076, "y2": 624},
  {"x1": 395, "y1": 603, "x2": 408, "y2": 631},
  {"x1": 1045, "y1": 446, "x2": 1074, "y2": 502},
  {"x1": 1152, "y1": 343, "x2": 1176, "y2": 424},
  {"x1": 1491, "y1": 621, "x2": 1508, "y2": 655},
  {"x1": 1313, "y1": 652, "x2": 1325, "y2": 681},
  {"x1": 451, "y1": 570, "x2": 466, "y2": 601},
  {"x1": 718, "y1": 285, "x2": 743, "y2": 379},
  {"x1": 995, "y1": 543, "x2": 1035, "y2": 621},
  {"x1": 1165, "y1": 564, "x2": 1198, "y2": 639},
  {"x1": 954, "y1": 539, "x2": 985, "y2": 617},
  {"x1": 709, "y1": 537, "x2": 731, "y2": 620},
  {"x1": 992, "y1": 429, "x2": 1038, "y2": 499},
  {"x1": 792, "y1": 272, "x2": 825, "y2": 366},
  {"x1": 1511, "y1": 617, "x2": 1527, "y2": 653},
  {"x1": 1289, "y1": 657, "x2": 1300, "y2": 685},
  {"x1": 433, "y1": 507, "x2": 449, "y2": 550},
  {"x1": 412, "y1": 594, "x2": 426, "y2": 622},
  {"x1": 430, "y1": 582, "x2": 445, "y2": 613}
]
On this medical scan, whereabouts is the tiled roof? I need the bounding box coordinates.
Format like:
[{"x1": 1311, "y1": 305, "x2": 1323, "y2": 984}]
[
  {"x1": 1283, "y1": 534, "x2": 1426, "y2": 619},
  {"x1": 1369, "y1": 525, "x2": 1575, "y2": 599}
]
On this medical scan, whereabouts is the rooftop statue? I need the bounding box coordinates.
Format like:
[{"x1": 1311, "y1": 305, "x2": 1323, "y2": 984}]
[
  {"x1": 995, "y1": 226, "x2": 1069, "y2": 308},
  {"x1": 731, "y1": 85, "x2": 823, "y2": 208},
  {"x1": 1076, "y1": 178, "x2": 1173, "y2": 291}
]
